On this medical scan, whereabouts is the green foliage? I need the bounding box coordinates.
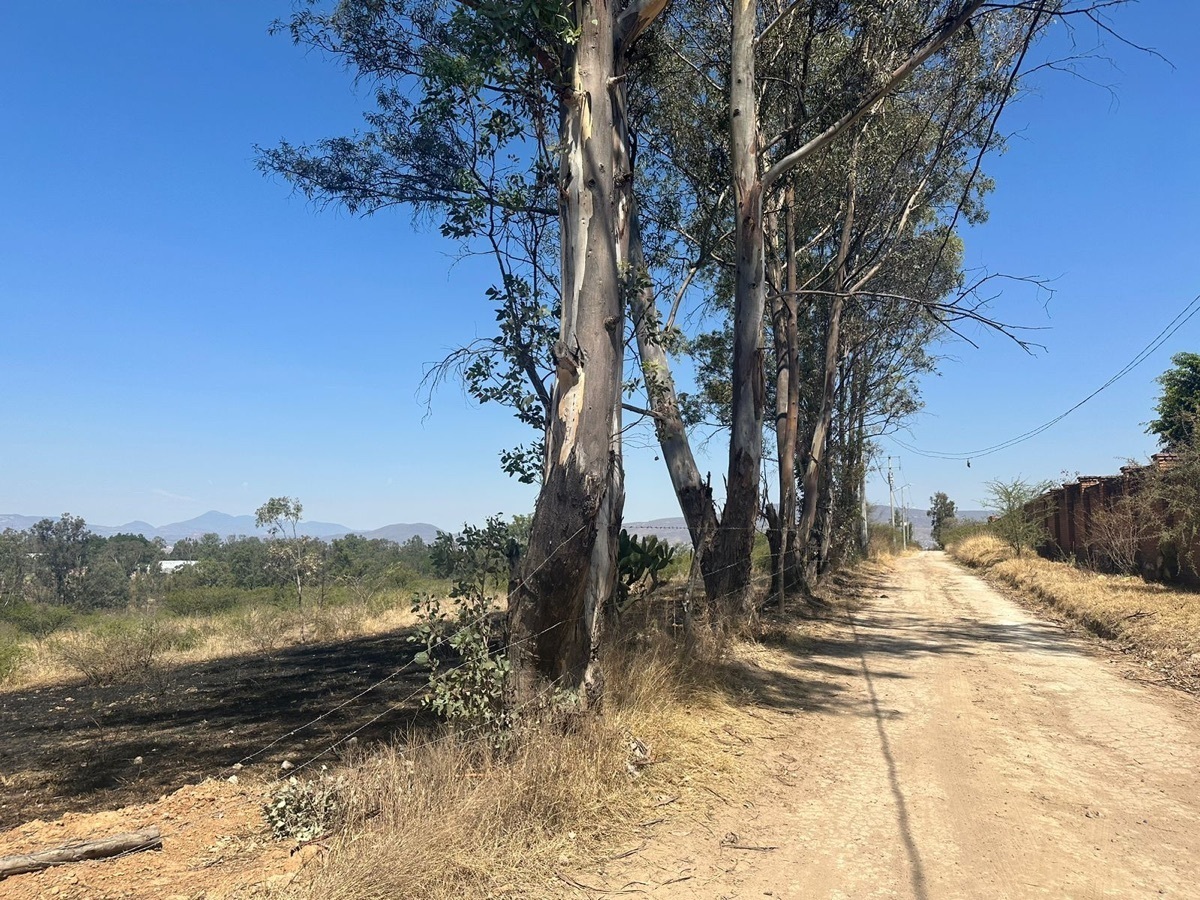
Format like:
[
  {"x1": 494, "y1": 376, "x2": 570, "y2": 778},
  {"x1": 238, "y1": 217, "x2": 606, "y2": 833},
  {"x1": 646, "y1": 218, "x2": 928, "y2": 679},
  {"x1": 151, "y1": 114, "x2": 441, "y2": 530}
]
[
  {"x1": 264, "y1": 771, "x2": 345, "y2": 842},
  {"x1": 1148, "y1": 352, "x2": 1200, "y2": 449},
  {"x1": 615, "y1": 530, "x2": 677, "y2": 614},
  {"x1": 410, "y1": 516, "x2": 517, "y2": 741},
  {"x1": 0, "y1": 600, "x2": 75, "y2": 637},
  {"x1": 256, "y1": 497, "x2": 322, "y2": 609},
  {"x1": 983, "y1": 477, "x2": 1054, "y2": 557},
  {"x1": 161, "y1": 586, "x2": 274, "y2": 617},
  {"x1": 1151, "y1": 428, "x2": 1200, "y2": 577},
  {"x1": 31, "y1": 514, "x2": 92, "y2": 604},
  {"x1": 0, "y1": 624, "x2": 27, "y2": 683},
  {"x1": 927, "y1": 492, "x2": 958, "y2": 549},
  {"x1": 260, "y1": 2, "x2": 565, "y2": 479}
]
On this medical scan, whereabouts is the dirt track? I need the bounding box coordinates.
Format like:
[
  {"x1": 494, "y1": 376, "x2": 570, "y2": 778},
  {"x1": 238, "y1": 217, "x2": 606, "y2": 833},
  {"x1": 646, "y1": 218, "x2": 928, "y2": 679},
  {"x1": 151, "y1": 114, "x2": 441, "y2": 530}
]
[{"x1": 602, "y1": 552, "x2": 1200, "y2": 899}]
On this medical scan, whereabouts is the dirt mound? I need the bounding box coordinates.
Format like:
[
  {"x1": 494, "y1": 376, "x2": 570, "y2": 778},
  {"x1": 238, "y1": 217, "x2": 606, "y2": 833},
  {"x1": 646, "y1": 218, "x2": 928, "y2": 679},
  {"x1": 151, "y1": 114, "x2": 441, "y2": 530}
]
[{"x1": 0, "y1": 777, "x2": 311, "y2": 899}]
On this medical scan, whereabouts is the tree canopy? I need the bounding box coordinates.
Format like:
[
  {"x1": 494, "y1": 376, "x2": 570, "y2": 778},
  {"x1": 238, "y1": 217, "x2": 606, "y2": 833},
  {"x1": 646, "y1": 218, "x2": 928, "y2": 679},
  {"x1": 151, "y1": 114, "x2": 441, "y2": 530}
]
[{"x1": 1148, "y1": 351, "x2": 1200, "y2": 449}]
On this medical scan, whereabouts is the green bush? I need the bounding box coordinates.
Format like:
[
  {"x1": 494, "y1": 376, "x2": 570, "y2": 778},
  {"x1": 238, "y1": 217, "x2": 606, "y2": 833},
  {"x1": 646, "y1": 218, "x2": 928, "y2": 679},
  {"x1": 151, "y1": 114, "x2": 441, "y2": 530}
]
[
  {"x1": 265, "y1": 771, "x2": 345, "y2": 841},
  {"x1": 0, "y1": 601, "x2": 75, "y2": 637},
  {"x1": 0, "y1": 624, "x2": 27, "y2": 683},
  {"x1": 161, "y1": 586, "x2": 270, "y2": 617}
]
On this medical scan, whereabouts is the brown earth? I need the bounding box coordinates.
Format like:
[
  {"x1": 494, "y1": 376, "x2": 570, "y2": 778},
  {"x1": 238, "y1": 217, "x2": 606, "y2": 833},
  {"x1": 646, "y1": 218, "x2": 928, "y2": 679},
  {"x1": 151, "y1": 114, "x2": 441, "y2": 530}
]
[
  {"x1": 5, "y1": 553, "x2": 1200, "y2": 899},
  {"x1": 582, "y1": 552, "x2": 1200, "y2": 898},
  {"x1": 0, "y1": 777, "x2": 306, "y2": 900}
]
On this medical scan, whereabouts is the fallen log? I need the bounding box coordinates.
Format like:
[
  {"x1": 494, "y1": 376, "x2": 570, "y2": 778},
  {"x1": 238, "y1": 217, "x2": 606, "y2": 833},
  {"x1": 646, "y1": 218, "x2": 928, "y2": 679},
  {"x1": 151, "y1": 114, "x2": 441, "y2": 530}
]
[{"x1": 0, "y1": 826, "x2": 162, "y2": 878}]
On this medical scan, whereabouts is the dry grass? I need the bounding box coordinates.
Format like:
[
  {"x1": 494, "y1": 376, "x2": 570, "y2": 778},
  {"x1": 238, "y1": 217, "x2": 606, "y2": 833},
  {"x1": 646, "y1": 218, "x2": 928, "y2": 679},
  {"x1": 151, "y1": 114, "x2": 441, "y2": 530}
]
[
  {"x1": 949, "y1": 532, "x2": 1200, "y2": 678},
  {"x1": 3, "y1": 597, "x2": 426, "y2": 689},
  {"x1": 291, "y1": 637, "x2": 771, "y2": 900}
]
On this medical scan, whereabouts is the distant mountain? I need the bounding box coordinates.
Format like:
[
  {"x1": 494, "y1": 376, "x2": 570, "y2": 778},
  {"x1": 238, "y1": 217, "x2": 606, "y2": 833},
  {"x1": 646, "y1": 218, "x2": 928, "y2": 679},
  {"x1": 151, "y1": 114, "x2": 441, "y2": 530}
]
[
  {"x1": 357, "y1": 523, "x2": 444, "y2": 544},
  {"x1": 623, "y1": 517, "x2": 693, "y2": 546},
  {"x1": 0, "y1": 514, "x2": 44, "y2": 532},
  {"x1": 0, "y1": 511, "x2": 445, "y2": 545}
]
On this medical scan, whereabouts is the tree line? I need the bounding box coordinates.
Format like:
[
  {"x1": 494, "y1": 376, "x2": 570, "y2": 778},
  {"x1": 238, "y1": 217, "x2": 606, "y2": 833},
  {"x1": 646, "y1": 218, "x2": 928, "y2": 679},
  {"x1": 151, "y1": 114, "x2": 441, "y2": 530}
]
[
  {"x1": 0, "y1": 506, "x2": 443, "y2": 614},
  {"x1": 258, "y1": 0, "x2": 1138, "y2": 706}
]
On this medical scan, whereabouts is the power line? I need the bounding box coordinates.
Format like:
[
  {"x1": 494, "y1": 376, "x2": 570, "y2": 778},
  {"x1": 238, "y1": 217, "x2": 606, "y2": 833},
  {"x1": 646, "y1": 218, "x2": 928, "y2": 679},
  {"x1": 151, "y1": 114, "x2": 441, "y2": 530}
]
[{"x1": 892, "y1": 293, "x2": 1200, "y2": 461}]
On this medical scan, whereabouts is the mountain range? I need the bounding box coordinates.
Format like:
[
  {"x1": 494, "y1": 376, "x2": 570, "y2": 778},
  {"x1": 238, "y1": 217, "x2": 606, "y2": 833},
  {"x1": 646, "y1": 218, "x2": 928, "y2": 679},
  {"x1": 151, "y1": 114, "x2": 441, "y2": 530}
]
[
  {"x1": 0, "y1": 511, "x2": 443, "y2": 545},
  {"x1": 4, "y1": 504, "x2": 992, "y2": 550},
  {"x1": 624, "y1": 505, "x2": 991, "y2": 549}
]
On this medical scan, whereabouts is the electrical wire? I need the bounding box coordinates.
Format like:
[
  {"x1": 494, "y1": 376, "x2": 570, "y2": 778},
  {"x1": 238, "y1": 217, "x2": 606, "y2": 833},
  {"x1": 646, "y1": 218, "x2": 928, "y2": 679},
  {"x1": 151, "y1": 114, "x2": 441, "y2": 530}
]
[{"x1": 891, "y1": 293, "x2": 1200, "y2": 461}]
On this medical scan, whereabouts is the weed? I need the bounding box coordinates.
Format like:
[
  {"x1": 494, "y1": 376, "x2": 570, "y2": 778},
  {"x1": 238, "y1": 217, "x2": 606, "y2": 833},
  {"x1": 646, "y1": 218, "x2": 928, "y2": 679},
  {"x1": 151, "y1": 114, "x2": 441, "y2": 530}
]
[
  {"x1": 0, "y1": 624, "x2": 27, "y2": 683},
  {"x1": 48, "y1": 618, "x2": 177, "y2": 685},
  {"x1": 265, "y1": 770, "x2": 346, "y2": 842}
]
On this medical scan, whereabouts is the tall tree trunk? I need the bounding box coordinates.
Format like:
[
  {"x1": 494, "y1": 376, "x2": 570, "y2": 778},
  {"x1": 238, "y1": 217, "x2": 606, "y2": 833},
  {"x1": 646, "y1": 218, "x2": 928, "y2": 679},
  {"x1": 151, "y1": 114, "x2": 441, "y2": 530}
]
[
  {"x1": 798, "y1": 140, "x2": 858, "y2": 588},
  {"x1": 509, "y1": 0, "x2": 625, "y2": 709},
  {"x1": 817, "y1": 357, "x2": 850, "y2": 574},
  {"x1": 708, "y1": 0, "x2": 766, "y2": 620},
  {"x1": 628, "y1": 212, "x2": 719, "y2": 553},
  {"x1": 777, "y1": 184, "x2": 802, "y2": 594}
]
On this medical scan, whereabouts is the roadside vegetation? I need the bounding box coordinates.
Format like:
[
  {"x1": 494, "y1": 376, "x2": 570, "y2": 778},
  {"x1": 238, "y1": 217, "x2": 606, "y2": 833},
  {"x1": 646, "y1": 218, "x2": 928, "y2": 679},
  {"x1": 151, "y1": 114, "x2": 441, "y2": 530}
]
[
  {"x1": 0, "y1": 505, "x2": 454, "y2": 687},
  {"x1": 948, "y1": 532, "x2": 1200, "y2": 683}
]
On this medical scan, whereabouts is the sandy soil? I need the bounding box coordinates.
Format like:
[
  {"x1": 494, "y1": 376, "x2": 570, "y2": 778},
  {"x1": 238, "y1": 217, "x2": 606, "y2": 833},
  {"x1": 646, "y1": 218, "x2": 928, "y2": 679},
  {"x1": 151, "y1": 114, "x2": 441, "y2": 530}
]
[
  {"x1": 588, "y1": 552, "x2": 1200, "y2": 899},
  {"x1": 0, "y1": 777, "x2": 309, "y2": 899}
]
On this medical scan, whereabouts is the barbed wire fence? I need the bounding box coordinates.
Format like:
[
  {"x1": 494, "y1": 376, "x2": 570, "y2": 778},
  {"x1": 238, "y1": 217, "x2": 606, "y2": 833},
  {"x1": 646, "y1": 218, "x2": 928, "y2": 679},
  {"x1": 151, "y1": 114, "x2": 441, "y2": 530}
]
[{"x1": 230, "y1": 533, "x2": 779, "y2": 782}]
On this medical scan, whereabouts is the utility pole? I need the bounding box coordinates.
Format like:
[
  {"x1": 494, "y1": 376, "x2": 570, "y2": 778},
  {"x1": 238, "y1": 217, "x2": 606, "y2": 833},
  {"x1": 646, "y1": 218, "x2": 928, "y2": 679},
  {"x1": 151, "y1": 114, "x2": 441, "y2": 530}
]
[
  {"x1": 900, "y1": 485, "x2": 908, "y2": 551},
  {"x1": 887, "y1": 456, "x2": 896, "y2": 551}
]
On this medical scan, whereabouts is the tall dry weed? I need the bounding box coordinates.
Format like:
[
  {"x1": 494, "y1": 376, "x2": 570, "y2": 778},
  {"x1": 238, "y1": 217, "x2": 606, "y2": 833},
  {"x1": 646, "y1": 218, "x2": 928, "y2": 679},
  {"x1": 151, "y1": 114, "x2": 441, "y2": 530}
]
[
  {"x1": 948, "y1": 532, "x2": 1200, "y2": 678},
  {"x1": 295, "y1": 642, "x2": 745, "y2": 900}
]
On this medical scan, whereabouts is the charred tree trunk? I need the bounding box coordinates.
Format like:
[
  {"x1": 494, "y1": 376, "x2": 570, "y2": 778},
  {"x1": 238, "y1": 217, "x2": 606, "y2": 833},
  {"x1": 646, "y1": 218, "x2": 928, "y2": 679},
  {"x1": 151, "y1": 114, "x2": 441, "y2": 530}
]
[
  {"x1": 708, "y1": 0, "x2": 766, "y2": 621},
  {"x1": 509, "y1": 1, "x2": 626, "y2": 709}
]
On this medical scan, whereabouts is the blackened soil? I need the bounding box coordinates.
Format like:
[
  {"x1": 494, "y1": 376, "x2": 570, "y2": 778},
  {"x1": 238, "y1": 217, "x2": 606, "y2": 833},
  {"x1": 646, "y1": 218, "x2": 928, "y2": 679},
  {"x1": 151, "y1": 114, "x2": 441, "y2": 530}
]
[{"x1": 0, "y1": 629, "x2": 432, "y2": 828}]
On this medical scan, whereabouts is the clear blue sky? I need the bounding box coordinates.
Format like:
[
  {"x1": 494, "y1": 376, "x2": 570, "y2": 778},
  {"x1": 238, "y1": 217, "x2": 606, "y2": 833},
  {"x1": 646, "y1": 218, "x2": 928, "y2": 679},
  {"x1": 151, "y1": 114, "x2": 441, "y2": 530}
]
[{"x1": 2, "y1": 2, "x2": 1196, "y2": 531}]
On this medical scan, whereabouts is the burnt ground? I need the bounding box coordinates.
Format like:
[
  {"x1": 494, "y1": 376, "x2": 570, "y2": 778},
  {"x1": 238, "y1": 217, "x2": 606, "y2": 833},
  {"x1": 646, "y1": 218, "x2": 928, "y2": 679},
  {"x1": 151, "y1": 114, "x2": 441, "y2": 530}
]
[{"x1": 0, "y1": 628, "x2": 434, "y2": 829}]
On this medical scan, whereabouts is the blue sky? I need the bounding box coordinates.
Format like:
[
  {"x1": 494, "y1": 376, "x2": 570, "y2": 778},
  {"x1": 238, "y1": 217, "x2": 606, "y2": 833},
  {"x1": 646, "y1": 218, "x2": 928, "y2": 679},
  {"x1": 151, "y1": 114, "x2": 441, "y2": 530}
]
[{"x1": 2, "y1": 2, "x2": 1196, "y2": 531}]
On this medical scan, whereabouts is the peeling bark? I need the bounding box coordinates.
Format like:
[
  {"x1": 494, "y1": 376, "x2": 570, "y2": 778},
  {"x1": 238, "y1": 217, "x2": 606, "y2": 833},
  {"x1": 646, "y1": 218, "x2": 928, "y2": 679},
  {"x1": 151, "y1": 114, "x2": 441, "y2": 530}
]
[
  {"x1": 708, "y1": 0, "x2": 767, "y2": 618},
  {"x1": 509, "y1": 0, "x2": 625, "y2": 708}
]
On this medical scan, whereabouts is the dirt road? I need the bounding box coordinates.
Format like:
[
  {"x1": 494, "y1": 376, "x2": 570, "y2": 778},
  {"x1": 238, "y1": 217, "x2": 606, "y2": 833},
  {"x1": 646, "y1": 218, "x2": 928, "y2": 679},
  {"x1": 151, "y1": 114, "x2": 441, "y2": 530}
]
[{"x1": 600, "y1": 552, "x2": 1200, "y2": 899}]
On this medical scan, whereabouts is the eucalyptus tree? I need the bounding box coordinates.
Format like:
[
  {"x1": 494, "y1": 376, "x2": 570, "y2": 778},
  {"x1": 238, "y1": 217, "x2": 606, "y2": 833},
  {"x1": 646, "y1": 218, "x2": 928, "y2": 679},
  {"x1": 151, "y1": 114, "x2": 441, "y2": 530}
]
[
  {"x1": 625, "y1": 0, "x2": 1134, "y2": 612},
  {"x1": 623, "y1": 0, "x2": 1004, "y2": 605},
  {"x1": 261, "y1": 0, "x2": 669, "y2": 705}
]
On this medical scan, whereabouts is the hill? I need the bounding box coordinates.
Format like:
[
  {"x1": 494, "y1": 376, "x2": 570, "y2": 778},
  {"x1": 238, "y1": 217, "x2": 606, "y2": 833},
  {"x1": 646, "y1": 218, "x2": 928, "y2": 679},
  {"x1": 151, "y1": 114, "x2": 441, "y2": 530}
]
[{"x1": 0, "y1": 511, "x2": 444, "y2": 545}]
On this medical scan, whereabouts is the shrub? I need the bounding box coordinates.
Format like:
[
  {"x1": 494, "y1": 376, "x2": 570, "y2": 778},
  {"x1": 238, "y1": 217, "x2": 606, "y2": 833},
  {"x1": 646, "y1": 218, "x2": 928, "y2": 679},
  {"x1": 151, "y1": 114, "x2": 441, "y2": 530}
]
[
  {"x1": 984, "y1": 477, "x2": 1054, "y2": 556},
  {"x1": 0, "y1": 601, "x2": 75, "y2": 638},
  {"x1": 265, "y1": 771, "x2": 346, "y2": 842},
  {"x1": 615, "y1": 530, "x2": 677, "y2": 615},
  {"x1": 233, "y1": 607, "x2": 293, "y2": 654},
  {"x1": 1088, "y1": 494, "x2": 1156, "y2": 575},
  {"x1": 867, "y1": 522, "x2": 901, "y2": 558},
  {"x1": 0, "y1": 624, "x2": 27, "y2": 683},
  {"x1": 410, "y1": 517, "x2": 515, "y2": 741},
  {"x1": 161, "y1": 586, "x2": 277, "y2": 617},
  {"x1": 49, "y1": 618, "x2": 176, "y2": 685}
]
